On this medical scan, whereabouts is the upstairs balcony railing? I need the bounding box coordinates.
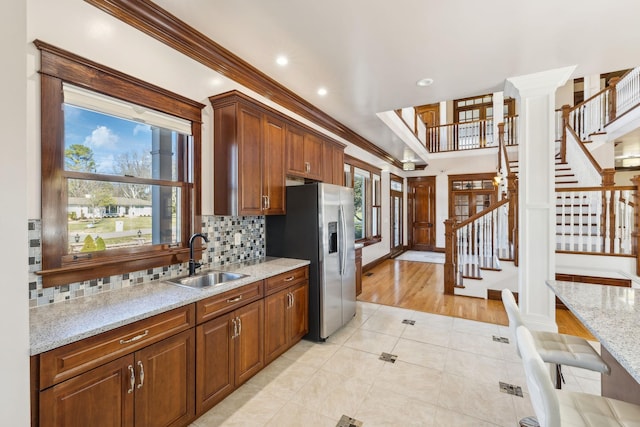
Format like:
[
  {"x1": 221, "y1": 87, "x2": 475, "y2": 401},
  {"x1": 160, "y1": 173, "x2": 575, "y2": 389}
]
[{"x1": 425, "y1": 115, "x2": 519, "y2": 153}]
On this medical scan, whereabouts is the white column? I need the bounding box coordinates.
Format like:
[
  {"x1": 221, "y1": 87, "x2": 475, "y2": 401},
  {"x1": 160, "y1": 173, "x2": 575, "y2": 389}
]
[
  {"x1": 492, "y1": 91, "x2": 504, "y2": 146},
  {"x1": 583, "y1": 74, "x2": 602, "y2": 100},
  {"x1": 1, "y1": 0, "x2": 30, "y2": 424},
  {"x1": 505, "y1": 66, "x2": 576, "y2": 332}
]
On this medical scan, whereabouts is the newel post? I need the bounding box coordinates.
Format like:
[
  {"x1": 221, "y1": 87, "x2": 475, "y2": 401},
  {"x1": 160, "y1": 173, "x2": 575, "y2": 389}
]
[
  {"x1": 608, "y1": 76, "x2": 621, "y2": 123},
  {"x1": 561, "y1": 104, "x2": 571, "y2": 164},
  {"x1": 444, "y1": 219, "x2": 456, "y2": 295},
  {"x1": 632, "y1": 176, "x2": 640, "y2": 275},
  {"x1": 601, "y1": 168, "x2": 616, "y2": 187}
]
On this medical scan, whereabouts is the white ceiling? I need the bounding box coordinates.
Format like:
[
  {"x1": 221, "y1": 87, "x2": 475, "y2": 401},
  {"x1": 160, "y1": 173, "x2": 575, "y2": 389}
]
[{"x1": 154, "y1": 0, "x2": 640, "y2": 165}]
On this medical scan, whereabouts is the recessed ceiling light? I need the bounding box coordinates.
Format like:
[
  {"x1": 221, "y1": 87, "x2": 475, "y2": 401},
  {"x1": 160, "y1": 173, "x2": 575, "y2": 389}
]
[
  {"x1": 317, "y1": 87, "x2": 328, "y2": 96},
  {"x1": 416, "y1": 77, "x2": 434, "y2": 87},
  {"x1": 276, "y1": 55, "x2": 288, "y2": 66}
]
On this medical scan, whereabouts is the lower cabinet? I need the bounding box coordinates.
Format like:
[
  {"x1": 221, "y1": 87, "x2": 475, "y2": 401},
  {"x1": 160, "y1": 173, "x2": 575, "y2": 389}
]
[
  {"x1": 264, "y1": 281, "x2": 309, "y2": 365},
  {"x1": 39, "y1": 329, "x2": 195, "y2": 427},
  {"x1": 195, "y1": 299, "x2": 264, "y2": 415}
]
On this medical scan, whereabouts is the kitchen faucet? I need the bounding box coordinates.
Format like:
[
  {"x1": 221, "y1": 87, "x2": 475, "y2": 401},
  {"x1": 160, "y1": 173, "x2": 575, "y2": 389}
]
[{"x1": 188, "y1": 233, "x2": 209, "y2": 276}]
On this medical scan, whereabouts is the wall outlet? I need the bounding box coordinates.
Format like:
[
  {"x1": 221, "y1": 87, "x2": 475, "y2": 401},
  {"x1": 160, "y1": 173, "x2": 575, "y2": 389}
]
[{"x1": 234, "y1": 232, "x2": 242, "y2": 245}]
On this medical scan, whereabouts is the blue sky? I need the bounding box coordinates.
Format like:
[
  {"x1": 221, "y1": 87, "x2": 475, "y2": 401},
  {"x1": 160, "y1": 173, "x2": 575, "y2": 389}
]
[{"x1": 64, "y1": 104, "x2": 152, "y2": 174}]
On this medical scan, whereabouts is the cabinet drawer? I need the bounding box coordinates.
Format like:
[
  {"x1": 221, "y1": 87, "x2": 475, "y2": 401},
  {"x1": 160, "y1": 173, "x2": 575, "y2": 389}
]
[
  {"x1": 39, "y1": 304, "x2": 195, "y2": 390},
  {"x1": 196, "y1": 280, "x2": 263, "y2": 324},
  {"x1": 264, "y1": 267, "x2": 309, "y2": 295}
]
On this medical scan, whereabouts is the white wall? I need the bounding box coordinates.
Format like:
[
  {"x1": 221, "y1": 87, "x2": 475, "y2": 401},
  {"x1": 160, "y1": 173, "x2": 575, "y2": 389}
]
[{"x1": 2, "y1": 0, "x2": 30, "y2": 424}]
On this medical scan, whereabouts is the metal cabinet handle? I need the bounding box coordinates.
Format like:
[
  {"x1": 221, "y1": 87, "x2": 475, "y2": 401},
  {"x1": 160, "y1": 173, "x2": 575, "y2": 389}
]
[
  {"x1": 284, "y1": 276, "x2": 295, "y2": 282},
  {"x1": 237, "y1": 317, "x2": 242, "y2": 336},
  {"x1": 137, "y1": 361, "x2": 144, "y2": 389},
  {"x1": 120, "y1": 330, "x2": 149, "y2": 345},
  {"x1": 305, "y1": 161, "x2": 310, "y2": 173},
  {"x1": 266, "y1": 196, "x2": 270, "y2": 209},
  {"x1": 291, "y1": 292, "x2": 294, "y2": 307},
  {"x1": 127, "y1": 365, "x2": 135, "y2": 394},
  {"x1": 226, "y1": 295, "x2": 243, "y2": 303},
  {"x1": 231, "y1": 318, "x2": 237, "y2": 339}
]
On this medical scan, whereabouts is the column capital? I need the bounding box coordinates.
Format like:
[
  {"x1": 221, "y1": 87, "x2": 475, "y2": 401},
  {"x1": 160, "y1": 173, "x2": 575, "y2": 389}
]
[{"x1": 505, "y1": 65, "x2": 577, "y2": 99}]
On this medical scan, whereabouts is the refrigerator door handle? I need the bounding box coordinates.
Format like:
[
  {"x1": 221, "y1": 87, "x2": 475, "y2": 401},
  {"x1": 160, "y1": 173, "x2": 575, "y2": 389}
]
[{"x1": 339, "y1": 205, "x2": 346, "y2": 276}]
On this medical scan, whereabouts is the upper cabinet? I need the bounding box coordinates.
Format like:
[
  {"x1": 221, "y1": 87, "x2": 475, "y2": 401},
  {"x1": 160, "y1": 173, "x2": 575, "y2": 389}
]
[
  {"x1": 323, "y1": 141, "x2": 345, "y2": 186},
  {"x1": 209, "y1": 91, "x2": 345, "y2": 216},
  {"x1": 286, "y1": 125, "x2": 323, "y2": 181},
  {"x1": 210, "y1": 92, "x2": 285, "y2": 216}
]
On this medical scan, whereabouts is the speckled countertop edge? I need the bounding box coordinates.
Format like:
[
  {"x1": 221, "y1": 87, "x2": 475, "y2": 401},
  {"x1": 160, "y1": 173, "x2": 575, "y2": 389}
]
[
  {"x1": 30, "y1": 257, "x2": 309, "y2": 355},
  {"x1": 546, "y1": 280, "x2": 640, "y2": 383}
]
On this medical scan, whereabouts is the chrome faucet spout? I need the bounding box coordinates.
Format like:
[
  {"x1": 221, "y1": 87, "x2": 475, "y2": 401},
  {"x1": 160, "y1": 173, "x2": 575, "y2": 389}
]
[{"x1": 188, "y1": 233, "x2": 209, "y2": 276}]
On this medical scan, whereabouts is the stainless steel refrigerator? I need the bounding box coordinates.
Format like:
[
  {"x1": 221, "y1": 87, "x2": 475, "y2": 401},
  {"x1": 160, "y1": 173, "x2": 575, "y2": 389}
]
[{"x1": 266, "y1": 183, "x2": 356, "y2": 341}]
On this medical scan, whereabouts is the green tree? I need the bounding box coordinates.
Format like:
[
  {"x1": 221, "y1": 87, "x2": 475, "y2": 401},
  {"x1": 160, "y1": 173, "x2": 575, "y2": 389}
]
[
  {"x1": 65, "y1": 144, "x2": 97, "y2": 198},
  {"x1": 65, "y1": 144, "x2": 96, "y2": 172}
]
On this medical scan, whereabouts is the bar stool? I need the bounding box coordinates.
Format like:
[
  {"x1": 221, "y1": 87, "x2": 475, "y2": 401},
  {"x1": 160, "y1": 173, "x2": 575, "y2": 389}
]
[
  {"x1": 517, "y1": 325, "x2": 640, "y2": 426},
  {"x1": 501, "y1": 289, "x2": 609, "y2": 388}
]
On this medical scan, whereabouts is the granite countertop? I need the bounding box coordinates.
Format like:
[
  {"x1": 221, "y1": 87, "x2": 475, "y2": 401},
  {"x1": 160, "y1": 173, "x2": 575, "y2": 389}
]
[
  {"x1": 30, "y1": 257, "x2": 310, "y2": 356},
  {"x1": 546, "y1": 280, "x2": 640, "y2": 383}
]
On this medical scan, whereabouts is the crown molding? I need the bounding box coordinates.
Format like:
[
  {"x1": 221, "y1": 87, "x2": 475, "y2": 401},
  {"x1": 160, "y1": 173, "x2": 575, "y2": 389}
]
[{"x1": 85, "y1": 0, "x2": 403, "y2": 168}]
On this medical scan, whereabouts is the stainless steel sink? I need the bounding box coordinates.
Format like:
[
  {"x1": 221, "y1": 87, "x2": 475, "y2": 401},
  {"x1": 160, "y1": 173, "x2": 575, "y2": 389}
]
[{"x1": 167, "y1": 271, "x2": 248, "y2": 289}]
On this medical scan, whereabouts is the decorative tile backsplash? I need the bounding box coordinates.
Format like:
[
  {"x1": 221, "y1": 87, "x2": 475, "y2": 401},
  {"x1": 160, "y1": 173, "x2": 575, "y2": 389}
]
[{"x1": 28, "y1": 215, "x2": 265, "y2": 307}]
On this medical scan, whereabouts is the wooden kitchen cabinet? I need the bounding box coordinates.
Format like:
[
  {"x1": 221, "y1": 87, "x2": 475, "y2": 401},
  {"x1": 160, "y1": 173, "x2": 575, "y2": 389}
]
[
  {"x1": 323, "y1": 141, "x2": 345, "y2": 185},
  {"x1": 39, "y1": 328, "x2": 195, "y2": 427},
  {"x1": 210, "y1": 91, "x2": 285, "y2": 216},
  {"x1": 286, "y1": 125, "x2": 324, "y2": 180},
  {"x1": 195, "y1": 295, "x2": 264, "y2": 415},
  {"x1": 264, "y1": 267, "x2": 309, "y2": 364},
  {"x1": 355, "y1": 246, "x2": 362, "y2": 296}
]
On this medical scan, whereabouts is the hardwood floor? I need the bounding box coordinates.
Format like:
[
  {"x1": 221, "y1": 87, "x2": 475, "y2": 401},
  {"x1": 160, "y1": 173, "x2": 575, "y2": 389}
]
[{"x1": 358, "y1": 259, "x2": 595, "y2": 340}]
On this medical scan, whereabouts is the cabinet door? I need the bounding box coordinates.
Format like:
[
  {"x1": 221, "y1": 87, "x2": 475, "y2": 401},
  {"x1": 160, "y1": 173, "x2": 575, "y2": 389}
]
[
  {"x1": 195, "y1": 313, "x2": 234, "y2": 415},
  {"x1": 289, "y1": 282, "x2": 309, "y2": 343},
  {"x1": 264, "y1": 289, "x2": 288, "y2": 365},
  {"x1": 238, "y1": 105, "x2": 264, "y2": 215},
  {"x1": 286, "y1": 125, "x2": 307, "y2": 177},
  {"x1": 234, "y1": 299, "x2": 264, "y2": 386},
  {"x1": 303, "y1": 133, "x2": 323, "y2": 180},
  {"x1": 40, "y1": 356, "x2": 134, "y2": 427},
  {"x1": 331, "y1": 146, "x2": 344, "y2": 185},
  {"x1": 134, "y1": 329, "x2": 195, "y2": 427},
  {"x1": 263, "y1": 116, "x2": 286, "y2": 214}
]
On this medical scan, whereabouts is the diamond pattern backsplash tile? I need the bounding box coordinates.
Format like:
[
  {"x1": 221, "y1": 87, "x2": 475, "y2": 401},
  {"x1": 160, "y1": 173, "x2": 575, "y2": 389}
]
[{"x1": 28, "y1": 215, "x2": 265, "y2": 306}]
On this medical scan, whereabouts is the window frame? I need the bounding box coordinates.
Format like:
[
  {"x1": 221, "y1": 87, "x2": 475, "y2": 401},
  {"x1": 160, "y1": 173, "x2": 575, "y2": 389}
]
[
  {"x1": 344, "y1": 155, "x2": 381, "y2": 245},
  {"x1": 36, "y1": 41, "x2": 205, "y2": 287}
]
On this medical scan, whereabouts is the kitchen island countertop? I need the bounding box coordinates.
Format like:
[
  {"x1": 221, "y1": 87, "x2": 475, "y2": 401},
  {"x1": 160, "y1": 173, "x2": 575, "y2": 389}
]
[{"x1": 546, "y1": 280, "x2": 640, "y2": 383}]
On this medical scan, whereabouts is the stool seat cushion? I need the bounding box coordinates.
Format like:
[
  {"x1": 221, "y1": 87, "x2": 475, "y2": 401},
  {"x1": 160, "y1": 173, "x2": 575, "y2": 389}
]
[
  {"x1": 558, "y1": 390, "x2": 640, "y2": 426},
  {"x1": 532, "y1": 330, "x2": 611, "y2": 375}
]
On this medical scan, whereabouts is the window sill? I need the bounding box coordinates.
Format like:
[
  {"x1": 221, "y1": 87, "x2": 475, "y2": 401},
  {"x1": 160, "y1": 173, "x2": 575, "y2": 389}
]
[
  {"x1": 356, "y1": 237, "x2": 382, "y2": 248},
  {"x1": 37, "y1": 247, "x2": 198, "y2": 287}
]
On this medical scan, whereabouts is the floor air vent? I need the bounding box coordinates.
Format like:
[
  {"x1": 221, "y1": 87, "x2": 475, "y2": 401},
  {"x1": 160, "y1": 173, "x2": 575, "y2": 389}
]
[
  {"x1": 499, "y1": 381, "x2": 523, "y2": 397},
  {"x1": 492, "y1": 335, "x2": 510, "y2": 343},
  {"x1": 336, "y1": 414, "x2": 363, "y2": 427},
  {"x1": 402, "y1": 319, "x2": 415, "y2": 325},
  {"x1": 379, "y1": 352, "x2": 398, "y2": 363}
]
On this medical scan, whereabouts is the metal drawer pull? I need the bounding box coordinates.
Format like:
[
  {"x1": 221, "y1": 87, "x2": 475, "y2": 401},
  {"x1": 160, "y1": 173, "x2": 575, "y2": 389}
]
[
  {"x1": 231, "y1": 318, "x2": 237, "y2": 339},
  {"x1": 227, "y1": 295, "x2": 243, "y2": 303},
  {"x1": 237, "y1": 317, "x2": 242, "y2": 336},
  {"x1": 284, "y1": 276, "x2": 295, "y2": 282},
  {"x1": 127, "y1": 365, "x2": 135, "y2": 394},
  {"x1": 137, "y1": 361, "x2": 144, "y2": 389},
  {"x1": 120, "y1": 330, "x2": 149, "y2": 344}
]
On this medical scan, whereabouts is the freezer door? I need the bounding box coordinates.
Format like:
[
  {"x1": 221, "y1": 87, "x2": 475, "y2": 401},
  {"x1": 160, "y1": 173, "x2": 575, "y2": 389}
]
[
  {"x1": 339, "y1": 187, "x2": 357, "y2": 323},
  {"x1": 319, "y1": 184, "x2": 343, "y2": 339}
]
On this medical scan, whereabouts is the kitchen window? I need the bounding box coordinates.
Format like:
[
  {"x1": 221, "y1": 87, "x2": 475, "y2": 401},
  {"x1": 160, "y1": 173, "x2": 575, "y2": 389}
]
[
  {"x1": 344, "y1": 155, "x2": 381, "y2": 244},
  {"x1": 36, "y1": 41, "x2": 204, "y2": 287}
]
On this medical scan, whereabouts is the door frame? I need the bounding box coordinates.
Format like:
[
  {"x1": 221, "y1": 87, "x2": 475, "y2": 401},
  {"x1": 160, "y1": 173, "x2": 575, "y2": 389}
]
[
  {"x1": 389, "y1": 174, "x2": 404, "y2": 257},
  {"x1": 407, "y1": 176, "x2": 436, "y2": 251}
]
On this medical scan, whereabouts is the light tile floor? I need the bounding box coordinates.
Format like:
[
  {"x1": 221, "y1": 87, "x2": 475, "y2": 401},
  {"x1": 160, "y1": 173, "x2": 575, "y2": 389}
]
[{"x1": 190, "y1": 301, "x2": 601, "y2": 427}]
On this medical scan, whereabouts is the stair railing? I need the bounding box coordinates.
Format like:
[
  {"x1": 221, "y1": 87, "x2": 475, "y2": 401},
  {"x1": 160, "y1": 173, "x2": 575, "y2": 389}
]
[
  {"x1": 426, "y1": 118, "x2": 494, "y2": 152},
  {"x1": 614, "y1": 69, "x2": 640, "y2": 119},
  {"x1": 444, "y1": 196, "x2": 515, "y2": 294},
  {"x1": 556, "y1": 184, "x2": 636, "y2": 256}
]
